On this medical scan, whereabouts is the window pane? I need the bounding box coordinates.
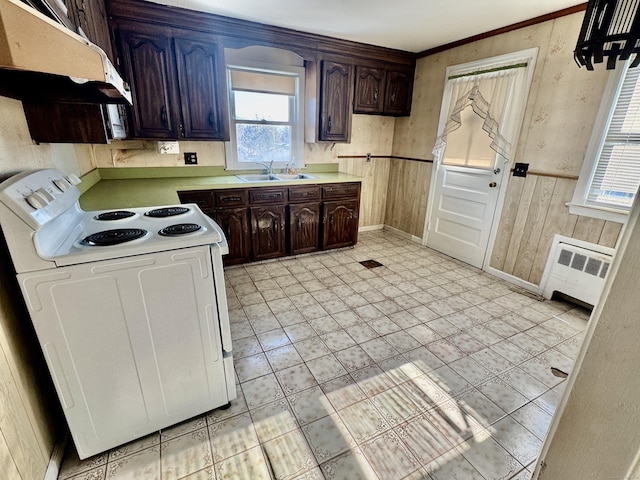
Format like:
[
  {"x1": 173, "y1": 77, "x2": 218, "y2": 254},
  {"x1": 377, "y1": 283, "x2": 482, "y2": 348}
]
[
  {"x1": 442, "y1": 106, "x2": 496, "y2": 169},
  {"x1": 234, "y1": 91, "x2": 290, "y2": 121},
  {"x1": 236, "y1": 124, "x2": 291, "y2": 163},
  {"x1": 588, "y1": 143, "x2": 640, "y2": 208}
]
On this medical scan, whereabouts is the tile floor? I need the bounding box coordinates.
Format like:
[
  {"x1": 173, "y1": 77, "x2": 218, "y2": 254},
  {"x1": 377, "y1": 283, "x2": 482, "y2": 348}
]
[{"x1": 57, "y1": 230, "x2": 589, "y2": 480}]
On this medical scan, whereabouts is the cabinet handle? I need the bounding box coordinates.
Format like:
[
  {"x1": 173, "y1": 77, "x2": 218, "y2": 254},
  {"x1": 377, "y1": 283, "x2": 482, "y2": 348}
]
[
  {"x1": 297, "y1": 218, "x2": 301, "y2": 231},
  {"x1": 374, "y1": 89, "x2": 378, "y2": 102},
  {"x1": 327, "y1": 115, "x2": 332, "y2": 133},
  {"x1": 208, "y1": 110, "x2": 215, "y2": 127},
  {"x1": 222, "y1": 196, "x2": 242, "y2": 203},
  {"x1": 330, "y1": 216, "x2": 334, "y2": 228},
  {"x1": 390, "y1": 93, "x2": 396, "y2": 103},
  {"x1": 160, "y1": 106, "x2": 168, "y2": 126}
]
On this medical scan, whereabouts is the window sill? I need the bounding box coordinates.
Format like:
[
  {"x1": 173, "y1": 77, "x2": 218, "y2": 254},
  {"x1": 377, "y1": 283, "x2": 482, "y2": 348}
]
[{"x1": 567, "y1": 202, "x2": 628, "y2": 224}]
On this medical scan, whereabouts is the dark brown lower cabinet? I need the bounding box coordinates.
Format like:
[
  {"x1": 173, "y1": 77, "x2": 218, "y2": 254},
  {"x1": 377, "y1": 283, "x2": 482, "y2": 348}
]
[
  {"x1": 322, "y1": 199, "x2": 359, "y2": 249},
  {"x1": 250, "y1": 206, "x2": 286, "y2": 261},
  {"x1": 179, "y1": 181, "x2": 359, "y2": 265},
  {"x1": 289, "y1": 203, "x2": 321, "y2": 255},
  {"x1": 212, "y1": 207, "x2": 251, "y2": 266}
]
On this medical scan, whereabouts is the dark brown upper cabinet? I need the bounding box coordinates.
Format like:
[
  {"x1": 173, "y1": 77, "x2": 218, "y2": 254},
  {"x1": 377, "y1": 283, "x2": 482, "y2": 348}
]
[
  {"x1": 354, "y1": 64, "x2": 414, "y2": 116},
  {"x1": 318, "y1": 60, "x2": 354, "y2": 143},
  {"x1": 384, "y1": 66, "x2": 414, "y2": 116},
  {"x1": 353, "y1": 66, "x2": 385, "y2": 114},
  {"x1": 117, "y1": 26, "x2": 228, "y2": 140},
  {"x1": 174, "y1": 37, "x2": 227, "y2": 140},
  {"x1": 70, "y1": 0, "x2": 115, "y2": 61},
  {"x1": 118, "y1": 28, "x2": 179, "y2": 139}
]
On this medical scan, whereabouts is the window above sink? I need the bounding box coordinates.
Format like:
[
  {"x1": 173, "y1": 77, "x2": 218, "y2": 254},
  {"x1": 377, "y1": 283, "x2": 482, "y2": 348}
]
[{"x1": 224, "y1": 46, "x2": 306, "y2": 172}]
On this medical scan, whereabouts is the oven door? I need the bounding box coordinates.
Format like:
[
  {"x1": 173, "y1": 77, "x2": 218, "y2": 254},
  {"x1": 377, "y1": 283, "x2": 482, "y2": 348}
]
[{"x1": 18, "y1": 246, "x2": 228, "y2": 458}]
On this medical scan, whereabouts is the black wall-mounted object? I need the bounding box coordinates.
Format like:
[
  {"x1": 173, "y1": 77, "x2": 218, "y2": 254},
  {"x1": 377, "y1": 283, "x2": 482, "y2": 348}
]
[
  {"x1": 574, "y1": 0, "x2": 640, "y2": 70},
  {"x1": 513, "y1": 163, "x2": 529, "y2": 177}
]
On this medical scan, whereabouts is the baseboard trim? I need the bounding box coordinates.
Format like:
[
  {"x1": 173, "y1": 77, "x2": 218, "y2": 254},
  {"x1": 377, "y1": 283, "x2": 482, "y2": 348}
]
[
  {"x1": 485, "y1": 266, "x2": 540, "y2": 294},
  {"x1": 44, "y1": 434, "x2": 68, "y2": 480},
  {"x1": 383, "y1": 225, "x2": 423, "y2": 244},
  {"x1": 358, "y1": 224, "x2": 384, "y2": 232}
]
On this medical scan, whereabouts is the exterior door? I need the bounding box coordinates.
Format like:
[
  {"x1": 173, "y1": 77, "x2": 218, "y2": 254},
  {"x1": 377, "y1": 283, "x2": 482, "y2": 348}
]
[
  {"x1": 427, "y1": 162, "x2": 505, "y2": 268},
  {"x1": 426, "y1": 49, "x2": 537, "y2": 269}
]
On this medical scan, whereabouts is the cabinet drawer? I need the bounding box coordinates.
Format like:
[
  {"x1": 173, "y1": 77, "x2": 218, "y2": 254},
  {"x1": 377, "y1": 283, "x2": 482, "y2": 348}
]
[
  {"x1": 250, "y1": 187, "x2": 285, "y2": 204},
  {"x1": 322, "y1": 182, "x2": 361, "y2": 199},
  {"x1": 178, "y1": 190, "x2": 215, "y2": 209},
  {"x1": 288, "y1": 186, "x2": 321, "y2": 203},
  {"x1": 213, "y1": 189, "x2": 249, "y2": 207}
]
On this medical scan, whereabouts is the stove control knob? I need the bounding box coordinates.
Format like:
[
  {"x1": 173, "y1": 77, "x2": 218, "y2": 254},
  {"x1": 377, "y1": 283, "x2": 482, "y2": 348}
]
[
  {"x1": 53, "y1": 178, "x2": 71, "y2": 192},
  {"x1": 26, "y1": 191, "x2": 49, "y2": 209},
  {"x1": 36, "y1": 188, "x2": 55, "y2": 202},
  {"x1": 66, "y1": 174, "x2": 81, "y2": 186}
]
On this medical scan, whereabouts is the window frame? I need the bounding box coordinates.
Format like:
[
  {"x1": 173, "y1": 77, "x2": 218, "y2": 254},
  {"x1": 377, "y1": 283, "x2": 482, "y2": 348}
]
[
  {"x1": 570, "y1": 62, "x2": 640, "y2": 223},
  {"x1": 225, "y1": 60, "x2": 305, "y2": 172}
]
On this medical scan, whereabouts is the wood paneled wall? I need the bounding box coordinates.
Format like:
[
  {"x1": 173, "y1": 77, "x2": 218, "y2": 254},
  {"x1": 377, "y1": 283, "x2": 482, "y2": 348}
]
[
  {"x1": 490, "y1": 175, "x2": 623, "y2": 285},
  {"x1": 384, "y1": 159, "x2": 431, "y2": 237},
  {"x1": 338, "y1": 157, "x2": 391, "y2": 227}
]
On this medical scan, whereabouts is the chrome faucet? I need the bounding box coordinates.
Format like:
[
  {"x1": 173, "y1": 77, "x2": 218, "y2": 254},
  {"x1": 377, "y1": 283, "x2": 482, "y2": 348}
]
[{"x1": 258, "y1": 160, "x2": 274, "y2": 175}]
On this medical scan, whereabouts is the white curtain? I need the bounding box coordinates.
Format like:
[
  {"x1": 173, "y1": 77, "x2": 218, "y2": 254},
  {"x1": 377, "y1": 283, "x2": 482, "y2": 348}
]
[{"x1": 432, "y1": 66, "x2": 528, "y2": 163}]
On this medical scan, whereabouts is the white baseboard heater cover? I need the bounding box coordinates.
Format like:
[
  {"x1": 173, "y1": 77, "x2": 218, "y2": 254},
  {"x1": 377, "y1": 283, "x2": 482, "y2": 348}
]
[{"x1": 541, "y1": 235, "x2": 615, "y2": 306}]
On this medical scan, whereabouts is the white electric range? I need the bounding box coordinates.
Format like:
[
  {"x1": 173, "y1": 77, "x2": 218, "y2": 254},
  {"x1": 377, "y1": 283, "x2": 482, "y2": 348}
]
[{"x1": 0, "y1": 169, "x2": 235, "y2": 459}]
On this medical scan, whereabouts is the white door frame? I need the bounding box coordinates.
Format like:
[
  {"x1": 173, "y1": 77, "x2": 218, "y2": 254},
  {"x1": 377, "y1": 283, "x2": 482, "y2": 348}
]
[{"x1": 423, "y1": 47, "x2": 539, "y2": 270}]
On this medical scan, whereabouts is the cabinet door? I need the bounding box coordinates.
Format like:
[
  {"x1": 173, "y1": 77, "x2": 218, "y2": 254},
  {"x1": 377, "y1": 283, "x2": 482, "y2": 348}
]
[
  {"x1": 71, "y1": 0, "x2": 115, "y2": 62},
  {"x1": 353, "y1": 66, "x2": 385, "y2": 114},
  {"x1": 174, "y1": 37, "x2": 228, "y2": 140},
  {"x1": 322, "y1": 200, "x2": 359, "y2": 250},
  {"x1": 118, "y1": 29, "x2": 179, "y2": 138},
  {"x1": 213, "y1": 208, "x2": 251, "y2": 266},
  {"x1": 319, "y1": 60, "x2": 353, "y2": 142},
  {"x1": 289, "y1": 203, "x2": 320, "y2": 255},
  {"x1": 384, "y1": 67, "x2": 414, "y2": 116},
  {"x1": 250, "y1": 206, "x2": 286, "y2": 261}
]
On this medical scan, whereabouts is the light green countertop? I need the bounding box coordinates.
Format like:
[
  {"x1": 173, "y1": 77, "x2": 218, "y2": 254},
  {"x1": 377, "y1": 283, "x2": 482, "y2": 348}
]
[{"x1": 79, "y1": 166, "x2": 362, "y2": 210}]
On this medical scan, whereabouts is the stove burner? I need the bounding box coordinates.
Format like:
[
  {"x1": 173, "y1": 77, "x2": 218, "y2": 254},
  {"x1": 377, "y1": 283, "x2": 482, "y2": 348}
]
[
  {"x1": 145, "y1": 207, "x2": 190, "y2": 218},
  {"x1": 95, "y1": 210, "x2": 136, "y2": 221},
  {"x1": 81, "y1": 228, "x2": 147, "y2": 246},
  {"x1": 158, "y1": 223, "x2": 202, "y2": 237}
]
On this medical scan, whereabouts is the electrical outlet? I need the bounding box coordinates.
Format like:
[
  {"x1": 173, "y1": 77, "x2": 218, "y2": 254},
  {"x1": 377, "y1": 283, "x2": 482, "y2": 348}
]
[
  {"x1": 513, "y1": 162, "x2": 529, "y2": 177},
  {"x1": 184, "y1": 152, "x2": 198, "y2": 165}
]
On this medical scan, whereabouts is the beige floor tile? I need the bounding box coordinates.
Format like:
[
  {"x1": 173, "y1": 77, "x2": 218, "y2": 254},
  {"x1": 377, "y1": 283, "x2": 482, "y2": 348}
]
[
  {"x1": 510, "y1": 402, "x2": 553, "y2": 440},
  {"x1": 265, "y1": 344, "x2": 304, "y2": 371},
  {"x1": 302, "y1": 413, "x2": 356, "y2": 463},
  {"x1": 321, "y1": 374, "x2": 368, "y2": 411},
  {"x1": 106, "y1": 446, "x2": 160, "y2": 480},
  {"x1": 215, "y1": 446, "x2": 271, "y2": 480},
  {"x1": 427, "y1": 452, "x2": 484, "y2": 479},
  {"x1": 478, "y1": 377, "x2": 529, "y2": 414},
  {"x1": 59, "y1": 446, "x2": 107, "y2": 480},
  {"x1": 320, "y1": 448, "x2": 379, "y2": 480},
  {"x1": 338, "y1": 399, "x2": 390, "y2": 443},
  {"x1": 161, "y1": 428, "x2": 212, "y2": 480},
  {"x1": 459, "y1": 435, "x2": 523, "y2": 480},
  {"x1": 371, "y1": 385, "x2": 422, "y2": 426},
  {"x1": 206, "y1": 386, "x2": 248, "y2": 424},
  {"x1": 235, "y1": 353, "x2": 273, "y2": 382},
  {"x1": 250, "y1": 398, "x2": 299, "y2": 442},
  {"x1": 360, "y1": 430, "x2": 421, "y2": 480},
  {"x1": 395, "y1": 413, "x2": 456, "y2": 468},
  {"x1": 208, "y1": 412, "x2": 259, "y2": 462},
  {"x1": 275, "y1": 363, "x2": 318, "y2": 395},
  {"x1": 262, "y1": 429, "x2": 316, "y2": 480},
  {"x1": 350, "y1": 364, "x2": 396, "y2": 397},
  {"x1": 492, "y1": 415, "x2": 543, "y2": 466},
  {"x1": 288, "y1": 385, "x2": 335, "y2": 425},
  {"x1": 241, "y1": 373, "x2": 285, "y2": 409},
  {"x1": 306, "y1": 354, "x2": 349, "y2": 383}
]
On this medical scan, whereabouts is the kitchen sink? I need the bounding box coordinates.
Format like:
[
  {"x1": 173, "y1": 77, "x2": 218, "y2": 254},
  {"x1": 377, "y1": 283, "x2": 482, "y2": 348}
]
[
  {"x1": 273, "y1": 174, "x2": 317, "y2": 180},
  {"x1": 236, "y1": 174, "x2": 282, "y2": 182}
]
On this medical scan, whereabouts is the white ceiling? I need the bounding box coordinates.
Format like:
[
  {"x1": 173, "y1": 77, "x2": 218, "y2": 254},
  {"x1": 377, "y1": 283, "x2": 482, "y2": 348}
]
[{"x1": 147, "y1": 0, "x2": 586, "y2": 53}]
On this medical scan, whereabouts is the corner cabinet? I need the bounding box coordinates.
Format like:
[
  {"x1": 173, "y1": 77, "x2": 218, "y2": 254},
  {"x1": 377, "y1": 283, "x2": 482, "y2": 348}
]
[
  {"x1": 116, "y1": 26, "x2": 228, "y2": 140},
  {"x1": 354, "y1": 64, "x2": 414, "y2": 116},
  {"x1": 178, "y1": 182, "x2": 360, "y2": 265},
  {"x1": 318, "y1": 60, "x2": 354, "y2": 142}
]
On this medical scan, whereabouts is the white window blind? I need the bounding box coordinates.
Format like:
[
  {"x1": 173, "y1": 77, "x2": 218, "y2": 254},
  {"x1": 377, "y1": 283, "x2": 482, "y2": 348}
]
[{"x1": 589, "y1": 66, "x2": 640, "y2": 210}]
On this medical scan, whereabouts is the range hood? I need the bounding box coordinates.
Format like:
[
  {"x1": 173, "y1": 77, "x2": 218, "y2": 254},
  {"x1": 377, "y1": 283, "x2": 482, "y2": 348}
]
[{"x1": 0, "y1": 0, "x2": 132, "y2": 104}]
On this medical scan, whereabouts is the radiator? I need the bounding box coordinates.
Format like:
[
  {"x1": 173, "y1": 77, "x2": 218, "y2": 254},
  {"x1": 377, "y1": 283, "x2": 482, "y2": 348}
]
[{"x1": 540, "y1": 235, "x2": 616, "y2": 306}]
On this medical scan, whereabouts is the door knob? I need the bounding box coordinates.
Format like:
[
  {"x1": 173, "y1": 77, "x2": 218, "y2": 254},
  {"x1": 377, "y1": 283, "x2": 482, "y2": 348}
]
[{"x1": 489, "y1": 182, "x2": 497, "y2": 188}]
